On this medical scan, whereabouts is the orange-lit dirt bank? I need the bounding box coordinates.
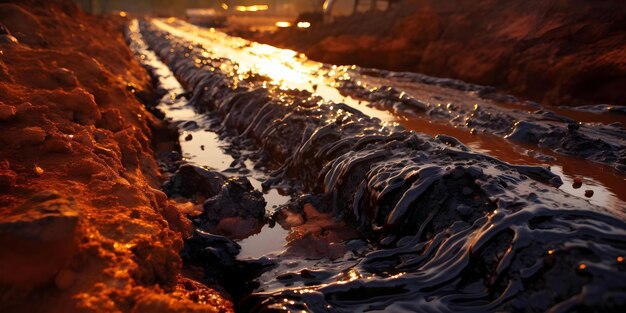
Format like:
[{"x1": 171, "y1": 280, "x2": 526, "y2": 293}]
[
  {"x1": 0, "y1": 1, "x2": 231, "y2": 312},
  {"x1": 248, "y1": 0, "x2": 626, "y2": 107}
]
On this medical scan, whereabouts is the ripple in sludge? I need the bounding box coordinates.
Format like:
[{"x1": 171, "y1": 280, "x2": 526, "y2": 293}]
[{"x1": 133, "y1": 20, "x2": 626, "y2": 312}]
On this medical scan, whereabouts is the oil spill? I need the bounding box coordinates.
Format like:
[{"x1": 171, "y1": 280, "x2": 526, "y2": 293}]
[
  {"x1": 156, "y1": 18, "x2": 626, "y2": 213},
  {"x1": 134, "y1": 18, "x2": 626, "y2": 312}
]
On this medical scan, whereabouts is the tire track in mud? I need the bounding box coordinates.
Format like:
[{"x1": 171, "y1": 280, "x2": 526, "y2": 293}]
[{"x1": 133, "y1": 19, "x2": 626, "y2": 312}]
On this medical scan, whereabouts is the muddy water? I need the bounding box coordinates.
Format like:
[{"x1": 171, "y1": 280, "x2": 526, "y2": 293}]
[
  {"x1": 151, "y1": 18, "x2": 625, "y2": 213},
  {"x1": 127, "y1": 20, "x2": 289, "y2": 258},
  {"x1": 398, "y1": 117, "x2": 626, "y2": 213},
  {"x1": 241, "y1": 173, "x2": 291, "y2": 259},
  {"x1": 348, "y1": 75, "x2": 626, "y2": 212}
]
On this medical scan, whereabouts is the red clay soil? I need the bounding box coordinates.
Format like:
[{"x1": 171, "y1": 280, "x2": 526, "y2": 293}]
[
  {"x1": 0, "y1": 1, "x2": 232, "y2": 312},
  {"x1": 246, "y1": 0, "x2": 626, "y2": 107}
]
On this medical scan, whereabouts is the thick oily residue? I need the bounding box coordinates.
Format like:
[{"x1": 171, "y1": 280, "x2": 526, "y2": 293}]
[
  {"x1": 334, "y1": 69, "x2": 626, "y2": 173},
  {"x1": 133, "y1": 19, "x2": 626, "y2": 312}
]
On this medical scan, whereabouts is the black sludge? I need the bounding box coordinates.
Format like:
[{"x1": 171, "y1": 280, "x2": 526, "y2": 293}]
[
  {"x1": 335, "y1": 70, "x2": 626, "y2": 172},
  {"x1": 138, "y1": 21, "x2": 626, "y2": 312}
]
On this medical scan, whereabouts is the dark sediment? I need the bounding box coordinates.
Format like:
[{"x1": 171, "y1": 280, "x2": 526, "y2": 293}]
[
  {"x1": 334, "y1": 70, "x2": 626, "y2": 172},
  {"x1": 135, "y1": 20, "x2": 626, "y2": 312}
]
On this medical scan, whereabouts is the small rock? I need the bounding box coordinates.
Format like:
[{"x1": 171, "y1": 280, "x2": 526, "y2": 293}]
[
  {"x1": 572, "y1": 176, "x2": 583, "y2": 189},
  {"x1": 549, "y1": 176, "x2": 564, "y2": 187},
  {"x1": 181, "y1": 230, "x2": 241, "y2": 286},
  {"x1": 584, "y1": 190, "x2": 594, "y2": 198},
  {"x1": 345, "y1": 239, "x2": 368, "y2": 253},
  {"x1": 126, "y1": 83, "x2": 137, "y2": 93},
  {"x1": 184, "y1": 133, "x2": 193, "y2": 141},
  {"x1": 199, "y1": 176, "x2": 266, "y2": 229},
  {"x1": 162, "y1": 164, "x2": 225, "y2": 199},
  {"x1": 567, "y1": 122, "x2": 580, "y2": 133},
  {"x1": 175, "y1": 91, "x2": 192, "y2": 99},
  {"x1": 52, "y1": 67, "x2": 78, "y2": 87},
  {"x1": 181, "y1": 120, "x2": 199, "y2": 130}
]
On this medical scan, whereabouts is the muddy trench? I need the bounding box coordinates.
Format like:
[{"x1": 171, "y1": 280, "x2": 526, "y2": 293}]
[{"x1": 127, "y1": 18, "x2": 626, "y2": 312}]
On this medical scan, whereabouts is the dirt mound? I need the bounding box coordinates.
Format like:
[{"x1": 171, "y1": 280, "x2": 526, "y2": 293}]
[
  {"x1": 0, "y1": 1, "x2": 231, "y2": 312},
  {"x1": 244, "y1": 0, "x2": 626, "y2": 107}
]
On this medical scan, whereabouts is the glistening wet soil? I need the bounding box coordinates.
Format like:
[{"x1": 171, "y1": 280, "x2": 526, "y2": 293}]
[
  {"x1": 154, "y1": 18, "x2": 626, "y2": 213},
  {"x1": 129, "y1": 18, "x2": 626, "y2": 312}
]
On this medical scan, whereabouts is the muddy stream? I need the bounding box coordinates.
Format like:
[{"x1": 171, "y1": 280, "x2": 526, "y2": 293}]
[{"x1": 127, "y1": 18, "x2": 626, "y2": 312}]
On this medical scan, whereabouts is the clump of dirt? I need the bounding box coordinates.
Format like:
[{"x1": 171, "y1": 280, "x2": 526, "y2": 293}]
[
  {"x1": 0, "y1": 1, "x2": 232, "y2": 312},
  {"x1": 242, "y1": 0, "x2": 626, "y2": 107},
  {"x1": 163, "y1": 165, "x2": 267, "y2": 240}
]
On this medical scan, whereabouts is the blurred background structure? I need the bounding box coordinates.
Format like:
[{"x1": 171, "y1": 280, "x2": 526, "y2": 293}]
[
  {"x1": 74, "y1": 0, "x2": 320, "y2": 16},
  {"x1": 73, "y1": 0, "x2": 397, "y2": 18},
  {"x1": 71, "y1": 0, "x2": 625, "y2": 107}
]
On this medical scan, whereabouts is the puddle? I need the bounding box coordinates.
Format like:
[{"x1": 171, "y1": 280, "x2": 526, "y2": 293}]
[
  {"x1": 238, "y1": 175, "x2": 291, "y2": 259},
  {"x1": 180, "y1": 129, "x2": 233, "y2": 171},
  {"x1": 399, "y1": 117, "x2": 626, "y2": 213},
  {"x1": 127, "y1": 19, "x2": 289, "y2": 259}
]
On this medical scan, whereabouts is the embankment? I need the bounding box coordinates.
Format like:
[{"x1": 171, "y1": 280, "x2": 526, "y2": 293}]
[{"x1": 0, "y1": 1, "x2": 231, "y2": 312}]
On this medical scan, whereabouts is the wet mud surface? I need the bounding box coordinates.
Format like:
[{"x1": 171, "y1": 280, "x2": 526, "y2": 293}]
[
  {"x1": 149, "y1": 20, "x2": 626, "y2": 213},
  {"x1": 130, "y1": 19, "x2": 626, "y2": 312},
  {"x1": 334, "y1": 68, "x2": 626, "y2": 173}
]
